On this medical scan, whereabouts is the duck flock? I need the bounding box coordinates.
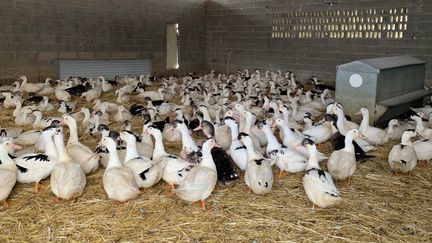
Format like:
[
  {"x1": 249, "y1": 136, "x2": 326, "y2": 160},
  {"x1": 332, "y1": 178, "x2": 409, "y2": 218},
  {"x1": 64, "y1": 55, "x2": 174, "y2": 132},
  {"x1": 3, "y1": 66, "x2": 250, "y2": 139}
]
[{"x1": 0, "y1": 70, "x2": 431, "y2": 210}]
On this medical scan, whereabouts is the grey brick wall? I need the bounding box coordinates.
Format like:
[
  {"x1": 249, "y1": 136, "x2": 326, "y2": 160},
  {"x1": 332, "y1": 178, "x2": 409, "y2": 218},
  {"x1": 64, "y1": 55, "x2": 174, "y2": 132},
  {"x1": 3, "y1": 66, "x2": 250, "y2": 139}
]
[
  {"x1": 0, "y1": 0, "x2": 206, "y2": 83},
  {"x1": 206, "y1": 0, "x2": 432, "y2": 85}
]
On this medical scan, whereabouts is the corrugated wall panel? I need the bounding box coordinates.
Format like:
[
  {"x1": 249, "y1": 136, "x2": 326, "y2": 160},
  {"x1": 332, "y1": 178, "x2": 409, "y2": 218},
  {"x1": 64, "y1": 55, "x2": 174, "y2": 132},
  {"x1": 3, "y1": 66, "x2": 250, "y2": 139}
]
[{"x1": 59, "y1": 59, "x2": 151, "y2": 80}]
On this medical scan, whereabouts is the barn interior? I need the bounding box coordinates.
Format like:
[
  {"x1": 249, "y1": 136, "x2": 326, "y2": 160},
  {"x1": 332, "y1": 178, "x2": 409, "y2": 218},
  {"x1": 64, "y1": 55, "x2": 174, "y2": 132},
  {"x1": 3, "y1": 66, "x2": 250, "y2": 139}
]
[{"x1": 0, "y1": 0, "x2": 432, "y2": 241}]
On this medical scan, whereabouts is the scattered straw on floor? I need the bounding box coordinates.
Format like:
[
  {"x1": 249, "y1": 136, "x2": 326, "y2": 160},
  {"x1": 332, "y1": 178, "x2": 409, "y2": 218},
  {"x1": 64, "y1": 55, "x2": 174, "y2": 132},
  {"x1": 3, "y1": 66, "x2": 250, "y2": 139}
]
[{"x1": 0, "y1": 88, "x2": 431, "y2": 242}]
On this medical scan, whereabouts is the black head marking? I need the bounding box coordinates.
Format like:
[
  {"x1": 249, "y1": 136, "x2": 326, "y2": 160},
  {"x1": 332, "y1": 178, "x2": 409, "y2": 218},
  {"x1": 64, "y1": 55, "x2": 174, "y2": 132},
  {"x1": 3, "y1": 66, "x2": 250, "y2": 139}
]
[
  {"x1": 301, "y1": 138, "x2": 315, "y2": 146},
  {"x1": 43, "y1": 125, "x2": 59, "y2": 132},
  {"x1": 238, "y1": 132, "x2": 249, "y2": 141}
]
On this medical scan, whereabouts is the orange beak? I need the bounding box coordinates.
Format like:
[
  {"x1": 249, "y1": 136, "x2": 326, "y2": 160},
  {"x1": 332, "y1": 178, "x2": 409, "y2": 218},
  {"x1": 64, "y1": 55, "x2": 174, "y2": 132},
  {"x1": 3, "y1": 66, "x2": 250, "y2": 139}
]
[
  {"x1": 12, "y1": 144, "x2": 23, "y2": 150},
  {"x1": 193, "y1": 125, "x2": 202, "y2": 132}
]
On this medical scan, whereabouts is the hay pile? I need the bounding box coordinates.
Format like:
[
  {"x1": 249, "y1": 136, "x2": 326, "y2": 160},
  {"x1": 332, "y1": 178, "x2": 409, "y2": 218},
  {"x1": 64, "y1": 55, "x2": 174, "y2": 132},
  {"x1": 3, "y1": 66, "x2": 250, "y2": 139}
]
[{"x1": 0, "y1": 88, "x2": 431, "y2": 242}]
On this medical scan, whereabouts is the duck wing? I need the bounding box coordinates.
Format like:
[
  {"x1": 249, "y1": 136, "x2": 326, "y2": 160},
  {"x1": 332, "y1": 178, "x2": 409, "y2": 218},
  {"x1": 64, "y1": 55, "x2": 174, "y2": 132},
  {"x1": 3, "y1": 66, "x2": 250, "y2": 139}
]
[{"x1": 211, "y1": 147, "x2": 239, "y2": 184}]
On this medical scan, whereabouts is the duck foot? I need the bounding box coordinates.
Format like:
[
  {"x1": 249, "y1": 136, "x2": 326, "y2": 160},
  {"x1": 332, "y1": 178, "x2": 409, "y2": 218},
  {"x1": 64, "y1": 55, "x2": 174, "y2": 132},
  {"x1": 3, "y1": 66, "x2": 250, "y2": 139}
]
[
  {"x1": 162, "y1": 184, "x2": 176, "y2": 196},
  {"x1": 53, "y1": 197, "x2": 60, "y2": 203},
  {"x1": 140, "y1": 187, "x2": 148, "y2": 192},
  {"x1": 34, "y1": 182, "x2": 41, "y2": 193},
  {"x1": 418, "y1": 160, "x2": 429, "y2": 168},
  {"x1": 336, "y1": 178, "x2": 351, "y2": 186},
  {"x1": 312, "y1": 203, "x2": 320, "y2": 210},
  {"x1": 200, "y1": 200, "x2": 213, "y2": 211},
  {"x1": 346, "y1": 177, "x2": 352, "y2": 186},
  {"x1": 278, "y1": 170, "x2": 288, "y2": 179},
  {"x1": 2, "y1": 200, "x2": 9, "y2": 208}
]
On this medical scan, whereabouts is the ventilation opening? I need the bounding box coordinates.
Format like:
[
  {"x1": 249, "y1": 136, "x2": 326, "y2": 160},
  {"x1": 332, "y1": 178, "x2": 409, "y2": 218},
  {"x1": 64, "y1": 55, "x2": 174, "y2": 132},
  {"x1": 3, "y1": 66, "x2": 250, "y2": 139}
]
[{"x1": 166, "y1": 23, "x2": 179, "y2": 69}]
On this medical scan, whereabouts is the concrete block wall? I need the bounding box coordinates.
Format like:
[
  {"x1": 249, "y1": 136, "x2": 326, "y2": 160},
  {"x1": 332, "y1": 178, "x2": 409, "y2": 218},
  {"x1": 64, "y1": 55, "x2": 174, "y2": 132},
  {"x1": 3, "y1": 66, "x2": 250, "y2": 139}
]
[
  {"x1": 206, "y1": 0, "x2": 432, "y2": 85},
  {"x1": 0, "y1": 0, "x2": 206, "y2": 83}
]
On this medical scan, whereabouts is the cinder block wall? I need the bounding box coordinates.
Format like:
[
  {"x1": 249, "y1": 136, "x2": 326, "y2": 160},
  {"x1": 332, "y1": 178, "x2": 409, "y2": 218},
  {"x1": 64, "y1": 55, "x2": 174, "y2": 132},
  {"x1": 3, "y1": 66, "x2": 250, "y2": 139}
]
[
  {"x1": 0, "y1": 0, "x2": 206, "y2": 83},
  {"x1": 206, "y1": 0, "x2": 432, "y2": 85}
]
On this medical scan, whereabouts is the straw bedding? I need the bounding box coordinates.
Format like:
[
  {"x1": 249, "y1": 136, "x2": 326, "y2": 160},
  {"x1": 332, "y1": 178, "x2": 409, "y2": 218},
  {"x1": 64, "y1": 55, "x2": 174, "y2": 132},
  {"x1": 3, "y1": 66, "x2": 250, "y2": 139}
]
[{"x1": 0, "y1": 89, "x2": 431, "y2": 242}]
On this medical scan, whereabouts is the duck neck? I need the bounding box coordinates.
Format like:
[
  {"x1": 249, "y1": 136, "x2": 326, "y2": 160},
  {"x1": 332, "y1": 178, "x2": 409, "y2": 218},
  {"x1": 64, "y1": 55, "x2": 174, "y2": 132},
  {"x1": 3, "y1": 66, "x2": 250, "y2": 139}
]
[
  {"x1": 320, "y1": 93, "x2": 326, "y2": 105},
  {"x1": 201, "y1": 109, "x2": 212, "y2": 122},
  {"x1": 54, "y1": 134, "x2": 73, "y2": 163},
  {"x1": 106, "y1": 143, "x2": 122, "y2": 168},
  {"x1": 13, "y1": 102, "x2": 22, "y2": 116},
  {"x1": 244, "y1": 138, "x2": 260, "y2": 161},
  {"x1": 387, "y1": 123, "x2": 395, "y2": 135},
  {"x1": 281, "y1": 110, "x2": 290, "y2": 125},
  {"x1": 0, "y1": 145, "x2": 16, "y2": 171},
  {"x1": 82, "y1": 109, "x2": 90, "y2": 123},
  {"x1": 401, "y1": 134, "x2": 413, "y2": 146},
  {"x1": 201, "y1": 145, "x2": 216, "y2": 171},
  {"x1": 124, "y1": 138, "x2": 139, "y2": 162},
  {"x1": 414, "y1": 118, "x2": 425, "y2": 132},
  {"x1": 360, "y1": 112, "x2": 370, "y2": 130},
  {"x1": 214, "y1": 110, "x2": 221, "y2": 124},
  {"x1": 335, "y1": 111, "x2": 347, "y2": 135},
  {"x1": 42, "y1": 133, "x2": 58, "y2": 160},
  {"x1": 280, "y1": 122, "x2": 295, "y2": 143},
  {"x1": 262, "y1": 126, "x2": 281, "y2": 151},
  {"x1": 151, "y1": 131, "x2": 167, "y2": 161},
  {"x1": 227, "y1": 122, "x2": 239, "y2": 141},
  {"x1": 291, "y1": 103, "x2": 298, "y2": 117},
  {"x1": 306, "y1": 146, "x2": 320, "y2": 170},
  {"x1": 66, "y1": 120, "x2": 79, "y2": 144},
  {"x1": 342, "y1": 134, "x2": 355, "y2": 153},
  {"x1": 33, "y1": 113, "x2": 42, "y2": 126},
  {"x1": 243, "y1": 117, "x2": 253, "y2": 133},
  {"x1": 178, "y1": 126, "x2": 199, "y2": 151}
]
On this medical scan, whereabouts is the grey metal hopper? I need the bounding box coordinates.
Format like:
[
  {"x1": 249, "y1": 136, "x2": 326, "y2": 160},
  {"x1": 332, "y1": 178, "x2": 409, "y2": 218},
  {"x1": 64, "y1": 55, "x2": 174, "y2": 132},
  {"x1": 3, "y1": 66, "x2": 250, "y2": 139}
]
[{"x1": 335, "y1": 56, "x2": 430, "y2": 124}]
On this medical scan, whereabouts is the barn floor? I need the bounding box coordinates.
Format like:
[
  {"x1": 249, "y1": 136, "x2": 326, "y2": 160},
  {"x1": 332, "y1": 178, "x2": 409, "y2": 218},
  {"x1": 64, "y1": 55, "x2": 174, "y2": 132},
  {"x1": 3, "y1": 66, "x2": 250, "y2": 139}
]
[{"x1": 0, "y1": 90, "x2": 432, "y2": 242}]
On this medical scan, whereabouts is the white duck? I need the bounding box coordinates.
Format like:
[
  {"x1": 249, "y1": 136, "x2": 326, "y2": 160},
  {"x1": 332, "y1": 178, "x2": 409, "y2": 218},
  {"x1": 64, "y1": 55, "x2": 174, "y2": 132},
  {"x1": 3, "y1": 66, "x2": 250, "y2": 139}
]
[
  {"x1": 411, "y1": 115, "x2": 432, "y2": 139},
  {"x1": 144, "y1": 125, "x2": 192, "y2": 191},
  {"x1": 55, "y1": 87, "x2": 71, "y2": 102},
  {"x1": 302, "y1": 114, "x2": 337, "y2": 144},
  {"x1": 357, "y1": 107, "x2": 389, "y2": 145},
  {"x1": 114, "y1": 105, "x2": 133, "y2": 123},
  {"x1": 274, "y1": 118, "x2": 327, "y2": 161},
  {"x1": 257, "y1": 120, "x2": 307, "y2": 177},
  {"x1": 116, "y1": 89, "x2": 130, "y2": 104},
  {"x1": 37, "y1": 78, "x2": 55, "y2": 96},
  {"x1": 50, "y1": 129, "x2": 86, "y2": 201},
  {"x1": 101, "y1": 136, "x2": 140, "y2": 202},
  {"x1": 239, "y1": 132, "x2": 274, "y2": 195},
  {"x1": 15, "y1": 126, "x2": 59, "y2": 192},
  {"x1": 0, "y1": 137, "x2": 19, "y2": 208},
  {"x1": 327, "y1": 129, "x2": 360, "y2": 183},
  {"x1": 332, "y1": 106, "x2": 375, "y2": 152},
  {"x1": 37, "y1": 96, "x2": 54, "y2": 112},
  {"x1": 385, "y1": 119, "x2": 404, "y2": 140},
  {"x1": 223, "y1": 116, "x2": 248, "y2": 171},
  {"x1": 19, "y1": 75, "x2": 43, "y2": 93},
  {"x1": 412, "y1": 134, "x2": 432, "y2": 167},
  {"x1": 32, "y1": 110, "x2": 61, "y2": 130},
  {"x1": 388, "y1": 130, "x2": 417, "y2": 175},
  {"x1": 302, "y1": 138, "x2": 342, "y2": 209},
  {"x1": 173, "y1": 120, "x2": 201, "y2": 163},
  {"x1": 62, "y1": 114, "x2": 100, "y2": 174},
  {"x1": 174, "y1": 138, "x2": 218, "y2": 210},
  {"x1": 2, "y1": 92, "x2": 16, "y2": 109},
  {"x1": 99, "y1": 76, "x2": 113, "y2": 93},
  {"x1": 120, "y1": 131, "x2": 163, "y2": 189}
]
